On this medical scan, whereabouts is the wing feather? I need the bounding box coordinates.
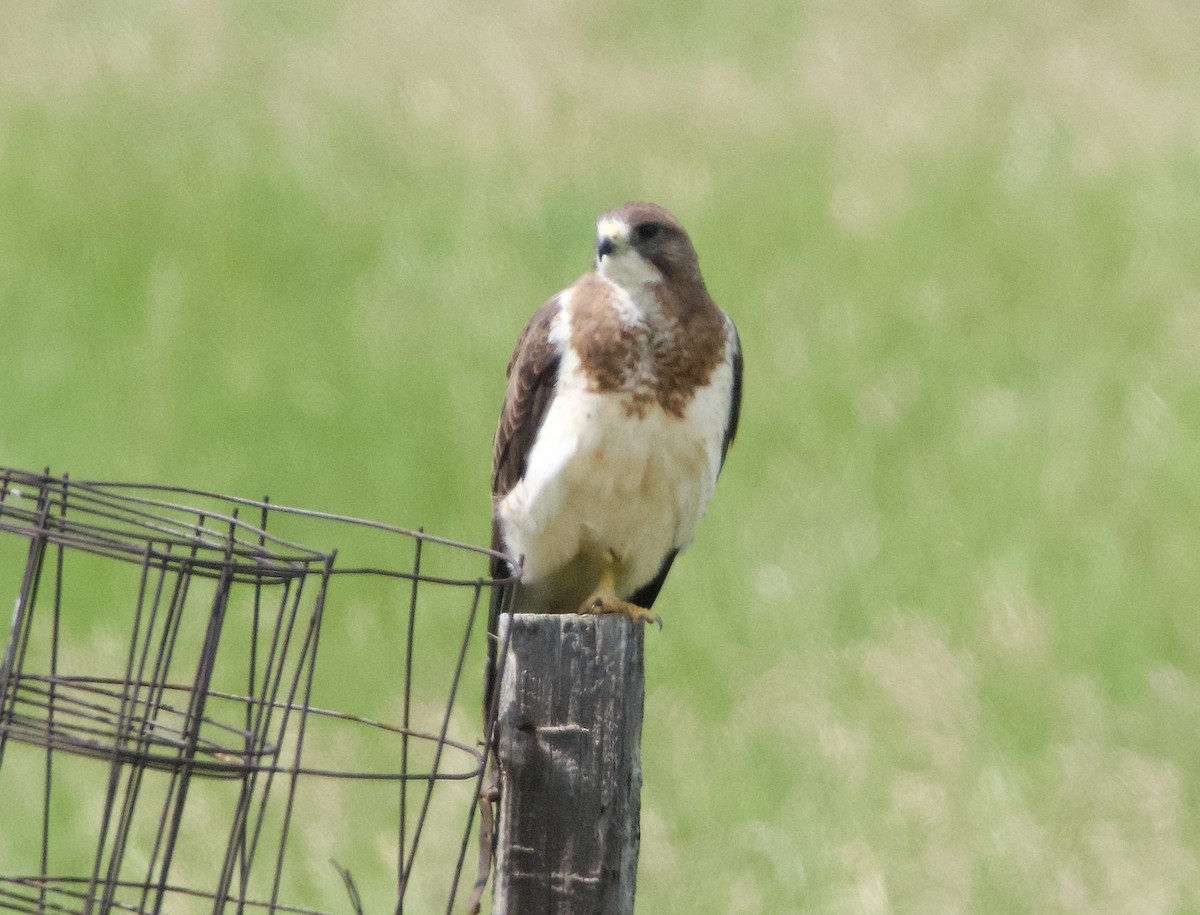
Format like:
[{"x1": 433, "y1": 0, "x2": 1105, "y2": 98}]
[
  {"x1": 491, "y1": 297, "x2": 563, "y2": 500},
  {"x1": 719, "y1": 320, "x2": 743, "y2": 472},
  {"x1": 486, "y1": 295, "x2": 563, "y2": 713}
]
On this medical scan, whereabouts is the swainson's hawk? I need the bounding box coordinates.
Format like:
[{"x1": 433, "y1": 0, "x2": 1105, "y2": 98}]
[{"x1": 489, "y1": 201, "x2": 742, "y2": 636}]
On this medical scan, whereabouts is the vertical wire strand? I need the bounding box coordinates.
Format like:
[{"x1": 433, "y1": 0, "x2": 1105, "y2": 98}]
[
  {"x1": 137, "y1": 527, "x2": 206, "y2": 915},
  {"x1": 238, "y1": 572, "x2": 308, "y2": 888},
  {"x1": 446, "y1": 577, "x2": 516, "y2": 915},
  {"x1": 0, "y1": 473, "x2": 53, "y2": 765},
  {"x1": 267, "y1": 554, "x2": 334, "y2": 912},
  {"x1": 99, "y1": 543, "x2": 160, "y2": 913},
  {"x1": 399, "y1": 579, "x2": 484, "y2": 911},
  {"x1": 39, "y1": 477, "x2": 69, "y2": 911},
  {"x1": 397, "y1": 533, "x2": 423, "y2": 910},
  {"x1": 150, "y1": 514, "x2": 239, "y2": 914}
]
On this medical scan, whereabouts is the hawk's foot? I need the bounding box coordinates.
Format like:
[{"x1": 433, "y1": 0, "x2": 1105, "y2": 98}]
[{"x1": 578, "y1": 595, "x2": 662, "y2": 629}]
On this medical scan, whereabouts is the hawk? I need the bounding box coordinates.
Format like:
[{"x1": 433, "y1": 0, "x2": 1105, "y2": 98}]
[{"x1": 489, "y1": 201, "x2": 742, "y2": 636}]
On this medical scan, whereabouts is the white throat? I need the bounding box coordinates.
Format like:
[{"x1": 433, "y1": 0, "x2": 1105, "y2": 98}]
[{"x1": 597, "y1": 248, "x2": 662, "y2": 290}]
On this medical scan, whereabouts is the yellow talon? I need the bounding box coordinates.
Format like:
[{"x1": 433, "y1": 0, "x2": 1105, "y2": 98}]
[
  {"x1": 576, "y1": 551, "x2": 662, "y2": 628},
  {"x1": 578, "y1": 595, "x2": 662, "y2": 628}
]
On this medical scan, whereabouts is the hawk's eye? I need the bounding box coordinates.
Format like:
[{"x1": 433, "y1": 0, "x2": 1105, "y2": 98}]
[{"x1": 634, "y1": 222, "x2": 660, "y2": 243}]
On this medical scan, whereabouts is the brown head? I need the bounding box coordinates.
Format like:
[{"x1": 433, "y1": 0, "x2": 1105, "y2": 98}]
[{"x1": 594, "y1": 201, "x2": 705, "y2": 289}]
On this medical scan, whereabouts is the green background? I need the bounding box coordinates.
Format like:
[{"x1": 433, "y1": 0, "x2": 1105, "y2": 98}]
[{"x1": 3, "y1": 1, "x2": 1200, "y2": 911}]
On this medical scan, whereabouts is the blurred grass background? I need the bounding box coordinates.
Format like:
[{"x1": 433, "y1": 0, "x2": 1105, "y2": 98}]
[{"x1": 2, "y1": 0, "x2": 1200, "y2": 911}]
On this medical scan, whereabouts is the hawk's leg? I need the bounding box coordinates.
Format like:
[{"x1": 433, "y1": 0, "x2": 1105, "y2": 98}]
[{"x1": 577, "y1": 550, "x2": 662, "y2": 628}]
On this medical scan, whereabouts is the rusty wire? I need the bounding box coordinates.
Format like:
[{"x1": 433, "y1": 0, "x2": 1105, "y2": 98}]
[{"x1": 0, "y1": 467, "x2": 518, "y2": 914}]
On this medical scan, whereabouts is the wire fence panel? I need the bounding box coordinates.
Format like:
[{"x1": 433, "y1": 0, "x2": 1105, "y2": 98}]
[{"x1": 0, "y1": 467, "x2": 516, "y2": 915}]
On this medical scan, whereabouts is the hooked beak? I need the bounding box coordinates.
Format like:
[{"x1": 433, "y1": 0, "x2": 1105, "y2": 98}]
[{"x1": 595, "y1": 219, "x2": 625, "y2": 260}]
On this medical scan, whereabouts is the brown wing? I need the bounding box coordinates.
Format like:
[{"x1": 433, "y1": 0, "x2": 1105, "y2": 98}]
[
  {"x1": 492, "y1": 297, "x2": 563, "y2": 498},
  {"x1": 720, "y1": 320, "x2": 743, "y2": 471},
  {"x1": 485, "y1": 295, "x2": 563, "y2": 716},
  {"x1": 489, "y1": 294, "x2": 563, "y2": 573}
]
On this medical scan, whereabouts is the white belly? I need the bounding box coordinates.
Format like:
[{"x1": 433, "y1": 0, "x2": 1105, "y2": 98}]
[{"x1": 498, "y1": 355, "x2": 731, "y2": 601}]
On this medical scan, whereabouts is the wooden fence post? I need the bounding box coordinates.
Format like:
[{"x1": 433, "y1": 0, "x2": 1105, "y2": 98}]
[{"x1": 493, "y1": 613, "x2": 645, "y2": 915}]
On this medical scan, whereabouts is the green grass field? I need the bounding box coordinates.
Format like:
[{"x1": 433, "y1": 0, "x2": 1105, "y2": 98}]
[{"x1": 3, "y1": 1, "x2": 1200, "y2": 911}]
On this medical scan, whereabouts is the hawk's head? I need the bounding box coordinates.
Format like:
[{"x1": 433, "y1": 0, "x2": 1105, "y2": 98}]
[{"x1": 594, "y1": 201, "x2": 702, "y2": 288}]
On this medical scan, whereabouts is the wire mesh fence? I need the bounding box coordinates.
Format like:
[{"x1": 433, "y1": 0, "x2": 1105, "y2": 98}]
[{"x1": 0, "y1": 467, "x2": 516, "y2": 914}]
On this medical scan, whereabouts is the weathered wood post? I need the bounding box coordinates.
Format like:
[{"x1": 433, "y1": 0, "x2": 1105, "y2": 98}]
[{"x1": 493, "y1": 613, "x2": 645, "y2": 914}]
